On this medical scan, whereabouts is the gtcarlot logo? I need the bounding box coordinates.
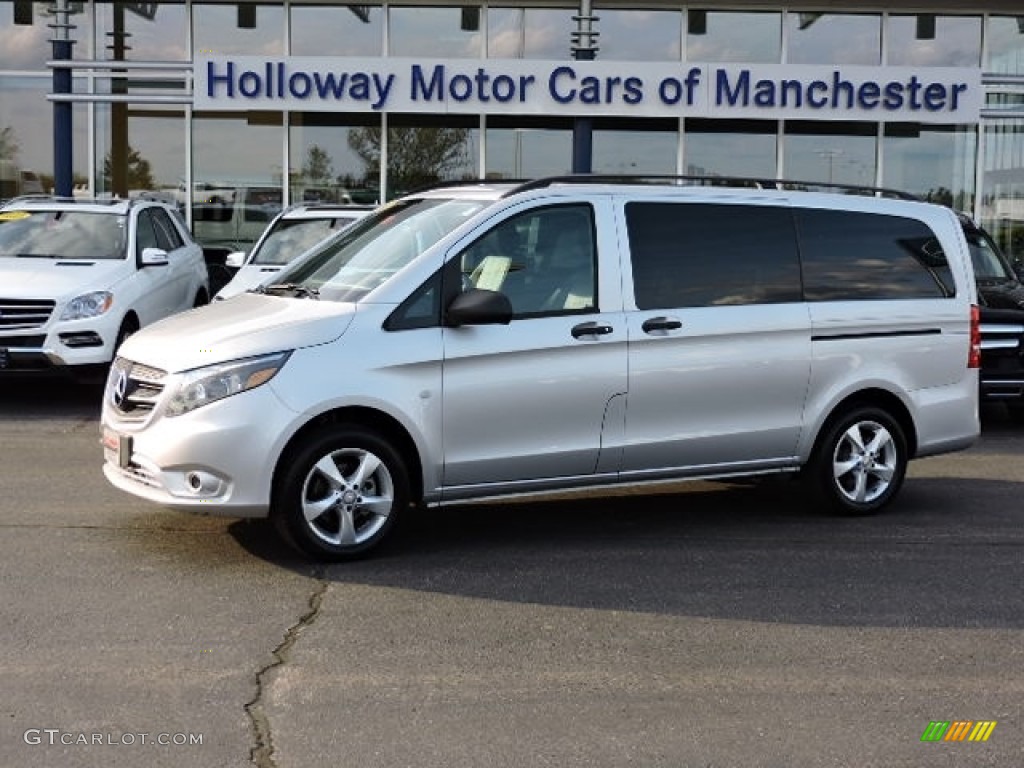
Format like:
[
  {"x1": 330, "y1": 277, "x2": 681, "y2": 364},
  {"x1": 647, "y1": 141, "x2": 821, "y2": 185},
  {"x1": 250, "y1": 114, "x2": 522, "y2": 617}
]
[{"x1": 24, "y1": 729, "x2": 204, "y2": 747}]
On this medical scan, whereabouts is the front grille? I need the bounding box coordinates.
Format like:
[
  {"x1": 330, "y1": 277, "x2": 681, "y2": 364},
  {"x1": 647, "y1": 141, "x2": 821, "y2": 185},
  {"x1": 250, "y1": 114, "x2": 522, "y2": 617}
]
[
  {"x1": 110, "y1": 357, "x2": 168, "y2": 419},
  {"x1": 0, "y1": 334, "x2": 46, "y2": 348},
  {"x1": 113, "y1": 462, "x2": 161, "y2": 489},
  {"x1": 0, "y1": 298, "x2": 55, "y2": 330}
]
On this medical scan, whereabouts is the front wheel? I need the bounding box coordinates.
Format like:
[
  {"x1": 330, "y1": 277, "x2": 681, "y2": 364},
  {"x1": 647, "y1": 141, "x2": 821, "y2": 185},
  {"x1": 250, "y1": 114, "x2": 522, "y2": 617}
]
[
  {"x1": 809, "y1": 406, "x2": 908, "y2": 516},
  {"x1": 272, "y1": 426, "x2": 409, "y2": 560}
]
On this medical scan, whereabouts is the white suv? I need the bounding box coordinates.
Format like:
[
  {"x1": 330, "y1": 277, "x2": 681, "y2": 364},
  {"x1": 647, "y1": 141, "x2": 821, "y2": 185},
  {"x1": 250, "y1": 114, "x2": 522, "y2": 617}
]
[
  {"x1": 101, "y1": 177, "x2": 980, "y2": 560},
  {"x1": 215, "y1": 203, "x2": 373, "y2": 300},
  {"x1": 0, "y1": 196, "x2": 208, "y2": 376}
]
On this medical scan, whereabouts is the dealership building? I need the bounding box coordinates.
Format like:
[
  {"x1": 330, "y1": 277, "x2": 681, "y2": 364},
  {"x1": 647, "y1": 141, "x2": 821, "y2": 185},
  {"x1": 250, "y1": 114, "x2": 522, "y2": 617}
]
[{"x1": 0, "y1": 1, "x2": 1022, "y2": 255}]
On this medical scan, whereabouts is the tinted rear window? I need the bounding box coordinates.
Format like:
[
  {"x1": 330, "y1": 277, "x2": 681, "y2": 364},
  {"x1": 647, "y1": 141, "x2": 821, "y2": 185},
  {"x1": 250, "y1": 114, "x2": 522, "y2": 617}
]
[
  {"x1": 796, "y1": 208, "x2": 955, "y2": 301},
  {"x1": 625, "y1": 202, "x2": 801, "y2": 309}
]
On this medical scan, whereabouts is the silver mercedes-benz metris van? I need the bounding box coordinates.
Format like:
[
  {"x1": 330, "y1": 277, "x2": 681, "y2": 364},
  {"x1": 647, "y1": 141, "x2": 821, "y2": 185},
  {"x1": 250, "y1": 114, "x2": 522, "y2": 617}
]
[{"x1": 101, "y1": 177, "x2": 981, "y2": 560}]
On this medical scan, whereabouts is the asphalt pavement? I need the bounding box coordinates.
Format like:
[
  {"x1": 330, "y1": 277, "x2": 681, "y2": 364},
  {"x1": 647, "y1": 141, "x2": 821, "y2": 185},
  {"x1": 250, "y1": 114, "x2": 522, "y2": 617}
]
[{"x1": 1, "y1": 377, "x2": 1021, "y2": 767}]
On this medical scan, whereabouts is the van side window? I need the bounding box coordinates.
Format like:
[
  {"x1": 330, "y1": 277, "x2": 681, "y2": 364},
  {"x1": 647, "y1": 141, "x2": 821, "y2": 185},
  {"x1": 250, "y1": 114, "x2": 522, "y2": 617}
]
[
  {"x1": 796, "y1": 208, "x2": 956, "y2": 300},
  {"x1": 383, "y1": 271, "x2": 441, "y2": 331},
  {"x1": 456, "y1": 204, "x2": 598, "y2": 318},
  {"x1": 626, "y1": 202, "x2": 801, "y2": 309}
]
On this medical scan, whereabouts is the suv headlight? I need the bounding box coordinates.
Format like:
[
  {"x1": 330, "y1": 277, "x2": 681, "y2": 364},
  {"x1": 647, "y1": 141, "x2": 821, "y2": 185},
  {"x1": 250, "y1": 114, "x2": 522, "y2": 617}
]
[
  {"x1": 60, "y1": 291, "x2": 113, "y2": 321},
  {"x1": 165, "y1": 352, "x2": 292, "y2": 417}
]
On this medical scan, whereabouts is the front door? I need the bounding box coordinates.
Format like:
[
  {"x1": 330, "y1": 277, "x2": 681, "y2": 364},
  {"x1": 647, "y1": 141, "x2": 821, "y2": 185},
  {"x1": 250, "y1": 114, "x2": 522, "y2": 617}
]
[{"x1": 441, "y1": 201, "x2": 627, "y2": 493}]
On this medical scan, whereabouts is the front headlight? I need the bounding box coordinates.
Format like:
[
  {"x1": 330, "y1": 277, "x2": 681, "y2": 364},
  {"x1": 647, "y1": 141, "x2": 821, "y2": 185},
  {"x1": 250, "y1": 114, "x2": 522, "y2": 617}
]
[
  {"x1": 165, "y1": 351, "x2": 292, "y2": 417},
  {"x1": 60, "y1": 291, "x2": 113, "y2": 321}
]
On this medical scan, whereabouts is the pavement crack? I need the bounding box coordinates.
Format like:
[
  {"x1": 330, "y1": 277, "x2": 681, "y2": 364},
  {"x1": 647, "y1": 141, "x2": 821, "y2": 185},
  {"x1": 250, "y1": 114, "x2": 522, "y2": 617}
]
[{"x1": 246, "y1": 575, "x2": 329, "y2": 768}]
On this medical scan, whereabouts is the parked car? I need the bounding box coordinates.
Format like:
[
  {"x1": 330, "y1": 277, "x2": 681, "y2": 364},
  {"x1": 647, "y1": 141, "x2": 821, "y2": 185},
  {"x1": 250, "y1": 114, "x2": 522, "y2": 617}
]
[
  {"x1": 0, "y1": 195, "x2": 208, "y2": 377},
  {"x1": 190, "y1": 185, "x2": 284, "y2": 255},
  {"x1": 960, "y1": 213, "x2": 1024, "y2": 420},
  {"x1": 215, "y1": 203, "x2": 374, "y2": 300},
  {"x1": 101, "y1": 176, "x2": 980, "y2": 560}
]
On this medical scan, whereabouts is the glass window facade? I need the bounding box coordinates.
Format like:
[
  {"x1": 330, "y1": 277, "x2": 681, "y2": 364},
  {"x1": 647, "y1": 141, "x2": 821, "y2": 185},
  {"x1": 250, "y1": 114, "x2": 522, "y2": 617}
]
[
  {"x1": 289, "y1": 113, "x2": 380, "y2": 204},
  {"x1": 291, "y1": 4, "x2": 382, "y2": 56},
  {"x1": 1, "y1": 2, "x2": 1022, "y2": 262},
  {"x1": 985, "y1": 16, "x2": 1024, "y2": 75},
  {"x1": 389, "y1": 6, "x2": 480, "y2": 58},
  {"x1": 0, "y1": 75, "x2": 88, "y2": 195},
  {"x1": 192, "y1": 2, "x2": 284, "y2": 57},
  {"x1": 96, "y1": 1, "x2": 186, "y2": 62},
  {"x1": 783, "y1": 122, "x2": 877, "y2": 188},
  {"x1": 486, "y1": 116, "x2": 573, "y2": 180},
  {"x1": 385, "y1": 113, "x2": 479, "y2": 198},
  {"x1": 488, "y1": 8, "x2": 576, "y2": 60},
  {"x1": 982, "y1": 120, "x2": 1024, "y2": 262},
  {"x1": 786, "y1": 12, "x2": 881, "y2": 65},
  {"x1": 684, "y1": 120, "x2": 776, "y2": 178},
  {"x1": 686, "y1": 11, "x2": 781, "y2": 63},
  {"x1": 886, "y1": 15, "x2": 981, "y2": 68},
  {"x1": 600, "y1": 10, "x2": 681, "y2": 62},
  {"x1": 883, "y1": 123, "x2": 977, "y2": 211}
]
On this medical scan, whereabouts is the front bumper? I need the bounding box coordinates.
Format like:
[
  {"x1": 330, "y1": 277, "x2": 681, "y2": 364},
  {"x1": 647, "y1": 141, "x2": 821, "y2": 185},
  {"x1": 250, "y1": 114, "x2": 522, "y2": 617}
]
[
  {"x1": 1, "y1": 325, "x2": 117, "y2": 372},
  {"x1": 101, "y1": 378, "x2": 298, "y2": 517}
]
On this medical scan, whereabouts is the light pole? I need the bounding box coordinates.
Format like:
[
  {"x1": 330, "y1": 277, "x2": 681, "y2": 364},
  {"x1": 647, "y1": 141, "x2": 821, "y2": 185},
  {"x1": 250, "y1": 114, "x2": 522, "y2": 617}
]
[
  {"x1": 570, "y1": 0, "x2": 598, "y2": 174},
  {"x1": 50, "y1": 0, "x2": 75, "y2": 196}
]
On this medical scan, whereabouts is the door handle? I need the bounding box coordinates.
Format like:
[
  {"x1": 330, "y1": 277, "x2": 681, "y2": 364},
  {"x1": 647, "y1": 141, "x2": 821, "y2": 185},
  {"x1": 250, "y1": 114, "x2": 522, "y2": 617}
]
[
  {"x1": 641, "y1": 316, "x2": 682, "y2": 334},
  {"x1": 571, "y1": 321, "x2": 614, "y2": 339}
]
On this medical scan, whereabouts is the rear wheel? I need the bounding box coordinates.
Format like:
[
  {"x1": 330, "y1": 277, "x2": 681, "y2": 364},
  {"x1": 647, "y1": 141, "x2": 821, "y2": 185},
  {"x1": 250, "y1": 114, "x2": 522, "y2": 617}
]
[
  {"x1": 272, "y1": 426, "x2": 409, "y2": 560},
  {"x1": 809, "y1": 406, "x2": 907, "y2": 516}
]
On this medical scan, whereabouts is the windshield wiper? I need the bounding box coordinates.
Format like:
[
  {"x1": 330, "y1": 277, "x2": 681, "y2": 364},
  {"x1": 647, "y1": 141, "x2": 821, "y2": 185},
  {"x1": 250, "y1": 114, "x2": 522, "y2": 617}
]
[
  {"x1": 15, "y1": 253, "x2": 61, "y2": 259},
  {"x1": 261, "y1": 283, "x2": 320, "y2": 299}
]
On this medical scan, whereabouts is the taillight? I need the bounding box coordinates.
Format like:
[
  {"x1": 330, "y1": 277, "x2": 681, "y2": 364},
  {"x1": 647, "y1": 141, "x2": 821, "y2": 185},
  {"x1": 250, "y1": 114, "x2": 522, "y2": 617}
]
[{"x1": 968, "y1": 304, "x2": 981, "y2": 369}]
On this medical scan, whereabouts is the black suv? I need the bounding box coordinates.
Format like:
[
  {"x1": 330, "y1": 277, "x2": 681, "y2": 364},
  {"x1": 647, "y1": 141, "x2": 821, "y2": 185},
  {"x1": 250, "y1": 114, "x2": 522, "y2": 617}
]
[{"x1": 961, "y1": 214, "x2": 1024, "y2": 420}]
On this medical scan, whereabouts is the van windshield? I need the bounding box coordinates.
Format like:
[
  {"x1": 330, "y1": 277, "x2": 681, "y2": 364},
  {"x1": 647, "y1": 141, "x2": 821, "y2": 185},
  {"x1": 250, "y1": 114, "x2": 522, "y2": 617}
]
[{"x1": 267, "y1": 197, "x2": 488, "y2": 302}]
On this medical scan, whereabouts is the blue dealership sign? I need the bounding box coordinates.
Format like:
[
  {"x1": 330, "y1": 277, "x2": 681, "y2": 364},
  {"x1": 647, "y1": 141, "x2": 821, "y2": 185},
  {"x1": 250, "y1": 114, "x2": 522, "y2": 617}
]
[{"x1": 194, "y1": 55, "x2": 982, "y2": 124}]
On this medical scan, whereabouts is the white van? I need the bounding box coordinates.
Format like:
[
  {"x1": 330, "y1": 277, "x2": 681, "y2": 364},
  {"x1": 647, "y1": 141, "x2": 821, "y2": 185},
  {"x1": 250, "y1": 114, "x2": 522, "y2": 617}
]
[{"x1": 101, "y1": 177, "x2": 980, "y2": 560}]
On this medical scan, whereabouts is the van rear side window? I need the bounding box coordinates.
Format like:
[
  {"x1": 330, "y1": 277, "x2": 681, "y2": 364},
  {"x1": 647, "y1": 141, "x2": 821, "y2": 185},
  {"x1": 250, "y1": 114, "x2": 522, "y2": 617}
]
[
  {"x1": 625, "y1": 202, "x2": 801, "y2": 309},
  {"x1": 796, "y1": 208, "x2": 955, "y2": 301}
]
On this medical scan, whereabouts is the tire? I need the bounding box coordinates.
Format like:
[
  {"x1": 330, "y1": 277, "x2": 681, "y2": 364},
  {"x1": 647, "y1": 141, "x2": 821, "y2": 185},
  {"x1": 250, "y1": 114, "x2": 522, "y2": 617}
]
[
  {"x1": 113, "y1": 317, "x2": 138, "y2": 356},
  {"x1": 808, "y1": 406, "x2": 908, "y2": 516},
  {"x1": 272, "y1": 426, "x2": 409, "y2": 561}
]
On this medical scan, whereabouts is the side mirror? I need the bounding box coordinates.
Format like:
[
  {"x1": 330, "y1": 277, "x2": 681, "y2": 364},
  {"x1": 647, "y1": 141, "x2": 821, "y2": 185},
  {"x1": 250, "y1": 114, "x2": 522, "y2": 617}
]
[
  {"x1": 1013, "y1": 260, "x2": 1024, "y2": 282},
  {"x1": 445, "y1": 288, "x2": 513, "y2": 327},
  {"x1": 140, "y1": 246, "x2": 169, "y2": 267},
  {"x1": 225, "y1": 250, "x2": 246, "y2": 268}
]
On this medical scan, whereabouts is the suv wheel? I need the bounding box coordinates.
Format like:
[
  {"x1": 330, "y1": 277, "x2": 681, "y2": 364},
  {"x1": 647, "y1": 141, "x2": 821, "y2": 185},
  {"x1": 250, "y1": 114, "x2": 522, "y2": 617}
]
[
  {"x1": 273, "y1": 426, "x2": 408, "y2": 560},
  {"x1": 114, "y1": 317, "x2": 138, "y2": 354},
  {"x1": 810, "y1": 406, "x2": 907, "y2": 516}
]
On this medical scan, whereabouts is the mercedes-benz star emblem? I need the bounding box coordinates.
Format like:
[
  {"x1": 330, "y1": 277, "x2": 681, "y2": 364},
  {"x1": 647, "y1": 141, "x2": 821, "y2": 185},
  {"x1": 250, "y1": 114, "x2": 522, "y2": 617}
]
[{"x1": 112, "y1": 369, "x2": 128, "y2": 408}]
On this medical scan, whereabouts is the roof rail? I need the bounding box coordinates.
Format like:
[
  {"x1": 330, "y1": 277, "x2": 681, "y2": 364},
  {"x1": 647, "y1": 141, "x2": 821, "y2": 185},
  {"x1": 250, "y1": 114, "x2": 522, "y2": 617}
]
[
  {"x1": 404, "y1": 178, "x2": 532, "y2": 196},
  {"x1": 501, "y1": 174, "x2": 920, "y2": 201},
  {"x1": 1, "y1": 193, "x2": 130, "y2": 207}
]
